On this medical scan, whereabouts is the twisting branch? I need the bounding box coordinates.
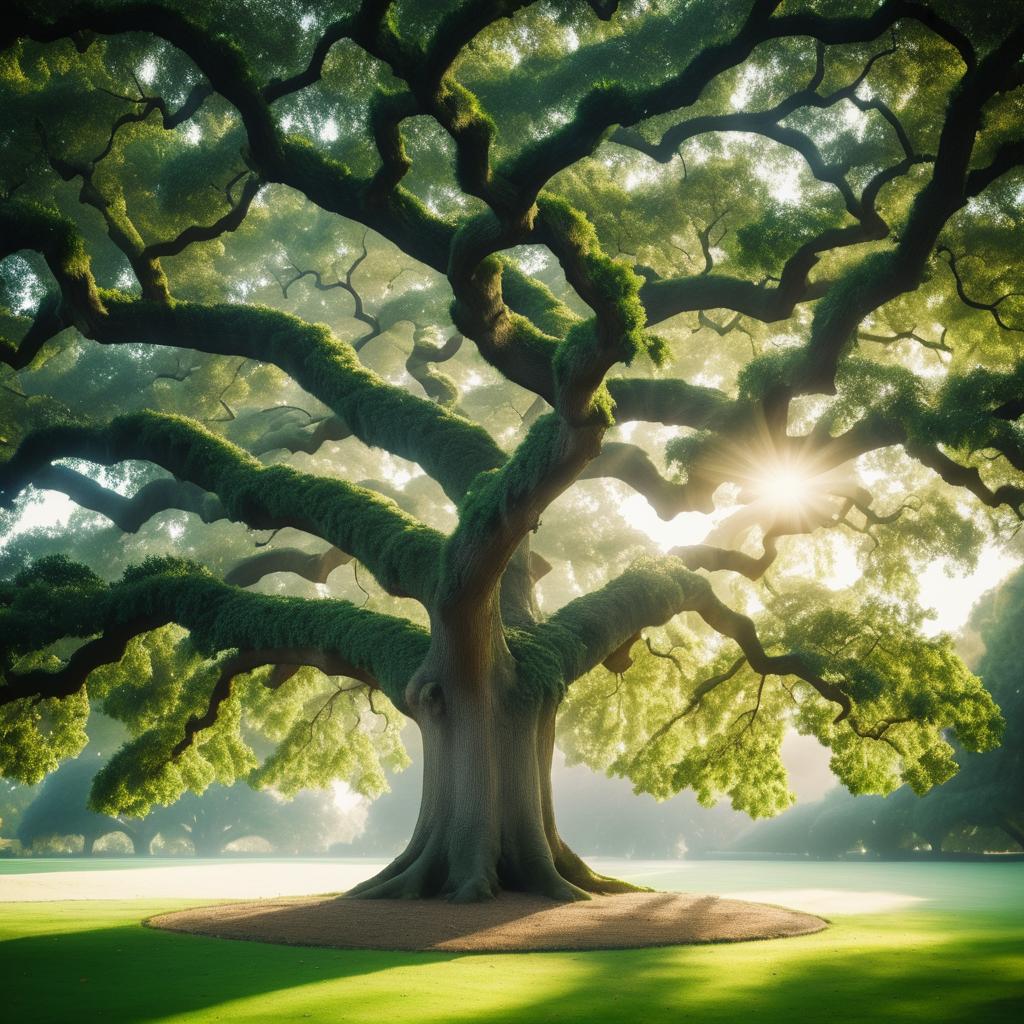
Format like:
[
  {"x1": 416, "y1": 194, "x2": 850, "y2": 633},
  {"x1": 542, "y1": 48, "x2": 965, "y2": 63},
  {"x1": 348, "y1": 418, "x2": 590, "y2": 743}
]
[
  {"x1": 172, "y1": 646, "x2": 380, "y2": 758},
  {"x1": 938, "y1": 246, "x2": 1024, "y2": 333},
  {"x1": 578, "y1": 442, "x2": 696, "y2": 521},
  {"x1": 406, "y1": 328, "x2": 463, "y2": 406},
  {"x1": 0, "y1": 413, "x2": 445, "y2": 603},
  {"x1": 91, "y1": 81, "x2": 213, "y2": 165},
  {"x1": 143, "y1": 175, "x2": 262, "y2": 261},
  {"x1": 35, "y1": 119, "x2": 171, "y2": 303},
  {"x1": 858, "y1": 326, "x2": 952, "y2": 355},
  {"x1": 0, "y1": 204, "x2": 505, "y2": 499},
  {"x1": 278, "y1": 231, "x2": 383, "y2": 350},
  {"x1": 31, "y1": 465, "x2": 226, "y2": 533},
  {"x1": 0, "y1": 564, "x2": 428, "y2": 713},
  {"x1": 630, "y1": 653, "x2": 749, "y2": 763},
  {"x1": 224, "y1": 546, "x2": 351, "y2": 588},
  {"x1": 540, "y1": 557, "x2": 853, "y2": 721}
]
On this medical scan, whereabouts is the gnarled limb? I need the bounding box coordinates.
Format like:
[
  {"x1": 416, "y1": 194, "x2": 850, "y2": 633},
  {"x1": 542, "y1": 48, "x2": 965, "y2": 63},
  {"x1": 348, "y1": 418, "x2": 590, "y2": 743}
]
[
  {"x1": 541, "y1": 556, "x2": 852, "y2": 721},
  {"x1": 224, "y1": 546, "x2": 351, "y2": 587},
  {"x1": 579, "y1": 442, "x2": 695, "y2": 520},
  {"x1": 0, "y1": 559, "x2": 429, "y2": 711},
  {"x1": 1, "y1": 413, "x2": 444, "y2": 603},
  {"x1": 172, "y1": 645, "x2": 379, "y2": 756},
  {"x1": 32, "y1": 465, "x2": 225, "y2": 533}
]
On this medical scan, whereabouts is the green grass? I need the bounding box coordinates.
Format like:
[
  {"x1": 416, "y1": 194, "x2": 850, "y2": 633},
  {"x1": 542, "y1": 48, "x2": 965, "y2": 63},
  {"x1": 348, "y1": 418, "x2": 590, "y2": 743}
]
[{"x1": 1, "y1": 863, "x2": 1022, "y2": 1023}]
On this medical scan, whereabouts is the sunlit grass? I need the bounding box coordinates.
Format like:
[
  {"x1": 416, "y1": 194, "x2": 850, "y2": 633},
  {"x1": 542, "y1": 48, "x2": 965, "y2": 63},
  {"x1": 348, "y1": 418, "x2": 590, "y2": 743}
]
[{"x1": 2, "y1": 861, "x2": 1022, "y2": 1024}]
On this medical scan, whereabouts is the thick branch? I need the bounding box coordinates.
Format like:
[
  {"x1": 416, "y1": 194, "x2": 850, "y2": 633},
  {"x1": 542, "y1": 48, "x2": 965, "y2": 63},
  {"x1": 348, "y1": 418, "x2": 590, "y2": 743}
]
[
  {"x1": 223, "y1": 546, "x2": 351, "y2": 588},
  {"x1": 1, "y1": 413, "x2": 444, "y2": 603},
  {"x1": 0, "y1": 560, "x2": 428, "y2": 711},
  {"x1": 32, "y1": 465, "x2": 225, "y2": 533},
  {"x1": 541, "y1": 557, "x2": 852, "y2": 720}
]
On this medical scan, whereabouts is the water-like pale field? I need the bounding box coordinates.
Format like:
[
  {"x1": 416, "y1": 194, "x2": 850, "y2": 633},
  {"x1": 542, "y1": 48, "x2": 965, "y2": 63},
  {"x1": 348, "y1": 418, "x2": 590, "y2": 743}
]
[{"x1": 1, "y1": 858, "x2": 1022, "y2": 1023}]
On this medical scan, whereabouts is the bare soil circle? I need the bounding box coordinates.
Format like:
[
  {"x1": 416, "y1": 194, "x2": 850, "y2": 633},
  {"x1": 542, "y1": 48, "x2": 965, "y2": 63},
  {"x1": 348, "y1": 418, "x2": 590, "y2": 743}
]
[{"x1": 147, "y1": 890, "x2": 827, "y2": 952}]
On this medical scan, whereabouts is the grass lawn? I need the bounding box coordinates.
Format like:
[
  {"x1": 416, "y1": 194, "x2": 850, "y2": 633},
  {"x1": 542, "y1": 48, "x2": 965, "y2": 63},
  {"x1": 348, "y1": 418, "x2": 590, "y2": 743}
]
[{"x1": 2, "y1": 863, "x2": 1022, "y2": 1023}]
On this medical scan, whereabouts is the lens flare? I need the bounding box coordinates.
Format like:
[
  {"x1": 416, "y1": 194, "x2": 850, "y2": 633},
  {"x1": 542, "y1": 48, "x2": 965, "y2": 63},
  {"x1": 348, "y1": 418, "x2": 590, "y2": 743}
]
[{"x1": 752, "y1": 460, "x2": 816, "y2": 510}]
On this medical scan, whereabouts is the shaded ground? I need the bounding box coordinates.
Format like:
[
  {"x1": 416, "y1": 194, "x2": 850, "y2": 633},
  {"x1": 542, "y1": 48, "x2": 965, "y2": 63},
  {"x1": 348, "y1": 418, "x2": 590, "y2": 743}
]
[{"x1": 148, "y1": 891, "x2": 825, "y2": 951}]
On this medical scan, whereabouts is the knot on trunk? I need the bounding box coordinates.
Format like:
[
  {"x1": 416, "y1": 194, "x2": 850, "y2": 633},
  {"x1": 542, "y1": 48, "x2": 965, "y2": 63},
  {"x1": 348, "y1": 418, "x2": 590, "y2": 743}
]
[{"x1": 409, "y1": 677, "x2": 446, "y2": 718}]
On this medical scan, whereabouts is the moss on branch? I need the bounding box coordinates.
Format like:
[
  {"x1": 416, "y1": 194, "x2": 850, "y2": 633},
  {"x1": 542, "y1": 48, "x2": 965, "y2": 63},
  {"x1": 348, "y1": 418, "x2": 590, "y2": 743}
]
[
  {"x1": 0, "y1": 555, "x2": 428, "y2": 708},
  {"x1": 1, "y1": 413, "x2": 445, "y2": 604}
]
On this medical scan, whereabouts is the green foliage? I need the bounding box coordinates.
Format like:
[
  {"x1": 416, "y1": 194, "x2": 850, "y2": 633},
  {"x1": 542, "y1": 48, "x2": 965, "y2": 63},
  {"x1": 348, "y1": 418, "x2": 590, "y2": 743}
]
[
  {"x1": 1, "y1": 0, "x2": 1021, "y2": 848},
  {"x1": 735, "y1": 202, "x2": 843, "y2": 274}
]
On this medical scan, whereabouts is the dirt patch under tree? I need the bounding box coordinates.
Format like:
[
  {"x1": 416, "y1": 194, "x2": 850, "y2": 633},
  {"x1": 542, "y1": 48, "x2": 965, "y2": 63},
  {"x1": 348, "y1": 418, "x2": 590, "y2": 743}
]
[{"x1": 148, "y1": 890, "x2": 827, "y2": 952}]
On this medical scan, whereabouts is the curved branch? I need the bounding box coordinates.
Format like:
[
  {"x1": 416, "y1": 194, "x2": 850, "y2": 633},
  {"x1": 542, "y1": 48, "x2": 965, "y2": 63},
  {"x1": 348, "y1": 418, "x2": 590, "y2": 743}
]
[
  {"x1": 406, "y1": 329, "x2": 462, "y2": 406},
  {"x1": 631, "y1": 653, "x2": 748, "y2": 761},
  {"x1": 578, "y1": 442, "x2": 695, "y2": 520},
  {"x1": 1, "y1": 413, "x2": 445, "y2": 603},
  {"x1": 0, "y1": 202, "x2": 505, "y2": 498},
  {"x1": 32, "y1": 465, "x2": 225, "y2": 533},
  {"x1": 143, "y1": 175, "x2": 262, "y2": 260},
  {"x1": 0, "y1": 559, "x2": 428, "y2": 711},
  {"x1": 172, "y1": 645, "x2": 379, "y2": 757},
  {"x1": 224, "y1": 546, "x2": 351, "y2": 588},
  {"x1": 540, "y1": 556, "x2": 852, "y2": 720},
  {"x1": 939, "y1": 246, "x2": 1024, "y2": 333}
]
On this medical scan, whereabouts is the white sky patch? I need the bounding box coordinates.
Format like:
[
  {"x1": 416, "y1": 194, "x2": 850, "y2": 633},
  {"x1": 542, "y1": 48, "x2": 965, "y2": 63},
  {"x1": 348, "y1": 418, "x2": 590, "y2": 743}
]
[
  {"x1": 841, "y1": 99, "x2": 869, "y2": 139},
  {"x1": 332, "y1": 781, "x2": 365, "y2": 813},
  {"x1": 763, "y1": 160, "x2": 802, "y2": 204},
  {"x1": 920, "y1": 545, "x2": 1020, "y2": 636},
  {"x1": 136, "y1": 56, "x2": 158, "y2": 85},
  {"x1": 319, "y1": 118, "x2": 338, "y2": 143},
  {"x1": 820, "y1": 533, "x2": 861, "y2": 591},
  {"x1": 619, "y1": 493, "x2": 714, "y2": 550},
  {"x1": 513, "y1": 248, "x2": 549, "y2": 276},
  {"x1": 183, "y1": 123, "x2": 202, "y2": 146},
  {"x1": 7, "y1": 488, "x2": 77, "y2": 538}
]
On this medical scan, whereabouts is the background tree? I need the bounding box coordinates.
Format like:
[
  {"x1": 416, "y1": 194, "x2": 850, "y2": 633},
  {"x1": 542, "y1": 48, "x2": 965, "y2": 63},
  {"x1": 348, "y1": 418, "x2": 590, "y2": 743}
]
[
  {"x1": 17, "y1": 747, "x2": 352, "y2": 856},
  {"x1": 156, "y1": 782, "x2": 353, "y2": 856},
  {"x1": 17, "y1": 755, "x2": 159, "y2": 854},
  {"x1": 1, "y1": 1, "x2": 1021, "y2": 901}
]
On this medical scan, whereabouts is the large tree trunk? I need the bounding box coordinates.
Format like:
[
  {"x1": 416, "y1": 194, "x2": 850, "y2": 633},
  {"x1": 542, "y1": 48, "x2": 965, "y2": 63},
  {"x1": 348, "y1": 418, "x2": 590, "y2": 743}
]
[{"x1": 348, "y1": 692, "x2": 642, "y2": 902}]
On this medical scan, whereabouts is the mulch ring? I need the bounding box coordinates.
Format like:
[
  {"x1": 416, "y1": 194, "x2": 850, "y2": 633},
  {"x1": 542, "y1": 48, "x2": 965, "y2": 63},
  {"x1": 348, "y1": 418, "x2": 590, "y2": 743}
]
[{"x1": 147, "y1": 890, "x2": 827, "y2": 952}]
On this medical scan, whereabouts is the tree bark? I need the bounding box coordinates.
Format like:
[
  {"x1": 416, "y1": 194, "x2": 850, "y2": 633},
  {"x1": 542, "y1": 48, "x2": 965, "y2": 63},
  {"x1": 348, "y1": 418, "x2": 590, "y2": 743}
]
[{"x1": 348, "y1": 679, "x2": 644, "y2": 902}]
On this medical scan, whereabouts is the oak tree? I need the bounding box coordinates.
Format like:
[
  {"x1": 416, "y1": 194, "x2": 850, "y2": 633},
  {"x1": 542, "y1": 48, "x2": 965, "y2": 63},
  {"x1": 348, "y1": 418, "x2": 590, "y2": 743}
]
[{"x1": 1, "y1": 0, "x2": 1021, "y2": 900}]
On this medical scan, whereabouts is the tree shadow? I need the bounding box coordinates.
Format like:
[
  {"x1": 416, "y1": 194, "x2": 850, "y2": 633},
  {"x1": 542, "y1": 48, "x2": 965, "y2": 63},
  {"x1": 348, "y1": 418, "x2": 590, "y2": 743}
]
[
  {"x1": 2, "y1": 912, "x2": 452, "y2": 1024},
  {"x1": 3, "y1": 905, "x2": 1022, "y2": 1024}
]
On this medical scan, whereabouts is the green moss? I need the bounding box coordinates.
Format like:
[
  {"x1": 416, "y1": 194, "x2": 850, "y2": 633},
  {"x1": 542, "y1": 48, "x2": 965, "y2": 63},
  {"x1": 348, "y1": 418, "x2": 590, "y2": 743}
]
[
  {"x1": 736, "y1": 349, "x2": 806, "y2": 400},
  {"x1": 2, "y1": 554, "x2": 429, "y2": 715},
  {"x1": 808, "y1": 250, "x2": 898, "y2": 363},
  {"x1": 13, "y1": 409, "x2": 448, "y2": 604},
  {"x1": 505, "y1": 623, "x2": 582, "y2": 707}
]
